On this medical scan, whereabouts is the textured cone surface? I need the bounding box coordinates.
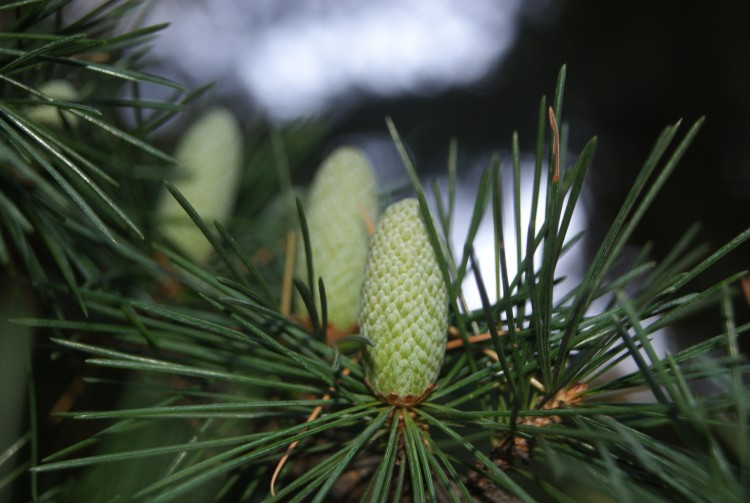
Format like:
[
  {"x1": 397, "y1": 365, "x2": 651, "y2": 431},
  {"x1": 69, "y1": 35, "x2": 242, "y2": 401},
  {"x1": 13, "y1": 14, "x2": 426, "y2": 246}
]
[
  {"x1": 361, "y1": 198, "x2": 449, "y2": 402},
  {"x1": 295, "y1": 146, "x2": 378, "y2": 332},
  {"x1": 156, "y1": 107, "x2": 243, "y2": 263},
  {"x1": 25, "y1": 79, "x2": 78, "y2": 128}
]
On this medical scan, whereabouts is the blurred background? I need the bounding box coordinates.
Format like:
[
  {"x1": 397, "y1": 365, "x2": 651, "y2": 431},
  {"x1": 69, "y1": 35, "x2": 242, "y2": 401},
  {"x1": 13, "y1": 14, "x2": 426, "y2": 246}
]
[{"x1": 130, "y1": 0, "x2": 750, "y2": 331}]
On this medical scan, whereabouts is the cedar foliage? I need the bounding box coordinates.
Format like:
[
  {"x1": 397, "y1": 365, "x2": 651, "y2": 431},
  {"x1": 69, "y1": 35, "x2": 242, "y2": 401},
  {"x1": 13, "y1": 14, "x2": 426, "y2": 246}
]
[{"x1": 1, "y1": 2, "x2": 748, "y2": 501}]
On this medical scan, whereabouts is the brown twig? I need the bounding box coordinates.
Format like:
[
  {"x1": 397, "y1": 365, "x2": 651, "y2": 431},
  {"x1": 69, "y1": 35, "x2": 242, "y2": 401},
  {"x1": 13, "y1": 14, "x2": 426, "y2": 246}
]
[
  {"x1": 270, "y1": 367, "x2": 352, "y2": 496},
  {"x1": 445, "y1": 331, "x2": 503, "y2": 350},
  {"x1": 741, "y1": 273, "x2": 750, "y2": 308},
  {"x1": 548, "y1": 106, "x2": 560, "y2": 183},
  {"x1": 280, "y1": 231, "x2": 296, "y2": 316},
  {"x1": 49, "y1": 377, "x2": 86, "y2": 423},
  {"x1": 359, "y1": 203, "x2": 376, "y2": 237},
  {"x1": 482, "y1": 348, "x2": 500, "y2": 362}
]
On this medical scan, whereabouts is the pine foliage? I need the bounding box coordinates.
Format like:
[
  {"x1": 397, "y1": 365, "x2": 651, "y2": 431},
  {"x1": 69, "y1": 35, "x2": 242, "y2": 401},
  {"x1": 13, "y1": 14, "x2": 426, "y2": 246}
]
[{"x1": 1, "y1": 2, "x2": 748, "y2": 502}]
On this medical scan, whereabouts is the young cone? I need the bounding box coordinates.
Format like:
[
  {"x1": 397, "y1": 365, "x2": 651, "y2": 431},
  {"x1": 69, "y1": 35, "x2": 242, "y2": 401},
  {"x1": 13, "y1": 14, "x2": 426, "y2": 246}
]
[
  {"x1": 295, "y1": 146, "x2": 378, "y2": 337},
  {"x1": 155, "y1": 107, "x2": 243, "y2": 263},
  {"x1": 25, "y1": 79, "x2": 78, "y2": 128},
  {"x1": 360, "y1": 198, "x2": 449, "y2": 405}
]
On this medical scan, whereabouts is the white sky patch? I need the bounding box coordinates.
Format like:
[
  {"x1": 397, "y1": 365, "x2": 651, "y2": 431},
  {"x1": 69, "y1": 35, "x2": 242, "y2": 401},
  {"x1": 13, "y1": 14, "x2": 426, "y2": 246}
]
[
  {"x1": 435, "y1": 157, "x2": 671, "y2": 390},
  {"x1": 139, "y1": 0, "x2": 521, "y2": 121},
  {"x1": 442, "y1": 158, "x2": 588, "y2": 312}
]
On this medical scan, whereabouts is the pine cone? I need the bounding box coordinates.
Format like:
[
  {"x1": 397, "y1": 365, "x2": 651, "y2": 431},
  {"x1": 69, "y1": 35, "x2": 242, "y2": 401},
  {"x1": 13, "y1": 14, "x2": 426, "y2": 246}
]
[
  {"x1": 361, "y1": 198, "x2": 449, "y2": 404},
  {"x1": 156, "y1": 107, "x2": 243, "y2": 263},
  {"x1": 25, "y1": 79, "x2": 78, "y2": 128},
  {"x1": 295, "y1": 146, "x2": 378, "y2": 336}
]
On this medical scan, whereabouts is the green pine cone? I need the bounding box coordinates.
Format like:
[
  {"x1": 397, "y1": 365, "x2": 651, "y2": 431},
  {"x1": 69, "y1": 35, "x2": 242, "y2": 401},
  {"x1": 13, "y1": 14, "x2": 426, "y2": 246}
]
[
  {"x1": 361, "y1": 198, "x2": 449, "y2": 405},
  {"x1": 295, "y1": 146, "x2": 378, "y2": 335},
  {"x1": 25, "y1": 79, "x2": 78, "y2": 128},
  {"x1": 156, "y1": 107, "x2": 243, "y2": 263}
]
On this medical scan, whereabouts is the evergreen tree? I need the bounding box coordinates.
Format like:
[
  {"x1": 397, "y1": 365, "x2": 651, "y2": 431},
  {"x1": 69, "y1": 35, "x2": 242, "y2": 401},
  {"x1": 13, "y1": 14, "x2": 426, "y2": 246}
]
[{"x1": 1, "y1": 2, "x2": 748, "y2": 501}]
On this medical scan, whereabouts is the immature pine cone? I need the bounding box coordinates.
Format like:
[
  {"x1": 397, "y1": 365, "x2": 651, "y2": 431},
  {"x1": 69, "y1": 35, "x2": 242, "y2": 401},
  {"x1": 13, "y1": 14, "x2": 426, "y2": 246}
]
[
  {"x1": 156, "y1": 107, "x2": 243, "y2": 263},
  {"x1": 295, "y1": 146, "x2": 378, "y2": 335},
  {"x1": 361, "y1": 198, "x2": 449, "y2": 405},
  {"x1": 26, "y1": 79, "x2": 78, "y2": 128}
]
